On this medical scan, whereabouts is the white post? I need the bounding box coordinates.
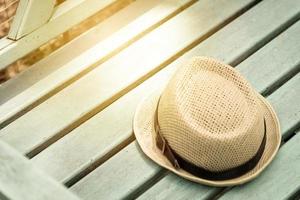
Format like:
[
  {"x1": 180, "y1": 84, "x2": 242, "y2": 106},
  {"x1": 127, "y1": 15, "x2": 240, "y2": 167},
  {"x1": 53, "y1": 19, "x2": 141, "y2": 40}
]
[{"x1": 8, "y1": 0, "x2": 55, "y2": 40}]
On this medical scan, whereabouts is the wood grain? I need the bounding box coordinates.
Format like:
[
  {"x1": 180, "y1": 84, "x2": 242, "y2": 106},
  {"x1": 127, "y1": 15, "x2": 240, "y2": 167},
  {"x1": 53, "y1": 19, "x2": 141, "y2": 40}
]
[
  {"x1": 0, "y1": 0, "x2": 161, "y2": 104},
  {"x1": 0, "y1": 0, "x2": 256, "y2": 157},
  {"x1": 238, "y1": 21, "x2": 300, "y2": 96},
  {"x1": 1, "y1": 0, "x2": 299, "y2": 199},
  {"x1": 71, "y1": 142, "x2": 162, "y2": 200},
  {"x1": 0, "y1": 140, "x2": 80, "y2": 200},
  {"x1": 0, "y1": 0, "x2": 194, "y2": 126}
]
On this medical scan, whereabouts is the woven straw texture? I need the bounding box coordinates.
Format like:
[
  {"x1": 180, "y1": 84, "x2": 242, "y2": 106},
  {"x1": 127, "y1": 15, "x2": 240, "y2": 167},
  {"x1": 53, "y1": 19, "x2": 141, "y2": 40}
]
[
  {"x1": 133, "y1": 57, "x2": 281, "y2": 186},
  {"x1": 158, "y1": 57, "x2": 264, "y2": 172}
]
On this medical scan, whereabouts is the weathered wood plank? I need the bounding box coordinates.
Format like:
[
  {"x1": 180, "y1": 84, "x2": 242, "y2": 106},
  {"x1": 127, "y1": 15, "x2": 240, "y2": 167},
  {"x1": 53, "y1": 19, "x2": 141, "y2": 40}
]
[
  {"x1": 8, "y1": 0, "x2": 55, "y2": 40},
  {"x1": 32, "y1": 58, "x2": 177, "y2": 185},
  {"x1": 268, "y1": 73, "x2": 300, "y2": 139},
  {"x1": 0, "y1": 0, "x2": 256, "y2": 156},
  {"x1": 0, "y1": 0, "x2": 161, "y2": 104},
  {"x1": 137, "y1": 173, "x2": 218, "y2": 200},
  {"x1": 71, "y1": 142, "x2": 162, "y2": 200},
  {"x1": 0, "y1": 140, "x2": 80, "y2": 200},
  {"x1": 139, "y1": 73, "x2": 300, "y2": 199},
  {"x1": 0, "y1": 0, "x2": 119, "y2": 69},
  {"x1": 238, "y1": 23, "x2": 300, "y2": 96},
  {"x1": 32, "y1": 0, "x2": 300, "y2": 188},
  {"x1": 69, "y1": 25, "x2": 300, "y2": 200},
  {"x1": 219, "y1": 128, "x2": 300, "y2": 200},
  {"x1": 0, "y1": 0, "x2": 195, "y2": 126}
]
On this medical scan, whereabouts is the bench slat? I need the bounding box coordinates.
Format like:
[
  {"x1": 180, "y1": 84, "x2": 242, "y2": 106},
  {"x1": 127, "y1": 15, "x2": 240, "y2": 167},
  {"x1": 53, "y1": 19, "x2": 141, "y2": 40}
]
[
  {"x1": 238, "y1": 23, "x2": 300, "y2": 96},
  {"x1": 32, "y1": 59, "x2": 177, "y2": 185},
  {"x1": 31, "y1": 0, "x2": 299, "y2": 189},
  {"x1": 73, "y1": 142, "x2": 162, "y2": 200},
  {"x1": 268, "y1": 74, "x2": 300, "y2": 138},
  {"x1": 0, "y1": 140, "x2": 80, "y2": 200},
  {"x1": 141, "y1": 173, "x2": 218, "y2": 200},
  {"x1": 0, "y1": 0, "x2": 256, "y2": 156},
  {"x1": 0, "y1": 0, "x2": 194, "y2": 127},
  {"x1": 69, "y1": 25, "x2": 300, "y2": 200},
  {"x1": 0, "y1": 0, "x2": 160, "y2": 104},
  {"x1": 0, "y1": 0, "x2": 119, "y2": 69},
  {"x1": 1, "y1": 1, "x2": 298, "y2": 199}
]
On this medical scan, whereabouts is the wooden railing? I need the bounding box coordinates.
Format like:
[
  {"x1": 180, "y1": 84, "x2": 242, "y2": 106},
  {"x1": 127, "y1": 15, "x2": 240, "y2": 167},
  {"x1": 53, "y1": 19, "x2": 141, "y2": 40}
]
[{"x1": 0, "y1": 0, "x2": 120, "y2": 71}]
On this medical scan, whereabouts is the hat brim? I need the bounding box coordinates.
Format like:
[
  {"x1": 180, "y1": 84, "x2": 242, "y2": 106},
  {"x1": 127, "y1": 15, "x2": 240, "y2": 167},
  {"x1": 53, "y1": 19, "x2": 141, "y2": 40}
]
[{"x1": 133, "y1": 89, "x2": 281, "y2": 187}]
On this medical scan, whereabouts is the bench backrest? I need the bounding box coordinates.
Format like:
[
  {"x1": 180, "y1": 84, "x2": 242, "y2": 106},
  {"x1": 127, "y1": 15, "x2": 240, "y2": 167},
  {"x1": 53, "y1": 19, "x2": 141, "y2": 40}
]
[{"x1": 0, "y1": 0, "x2": 119, "y2": 71}]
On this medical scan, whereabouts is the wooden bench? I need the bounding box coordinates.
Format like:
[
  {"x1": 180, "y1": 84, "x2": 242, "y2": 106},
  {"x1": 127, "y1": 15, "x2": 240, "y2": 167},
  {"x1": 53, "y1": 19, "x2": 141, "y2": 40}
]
[{"x1": 0, "y1": 0, "x2": 299, "y2": 199}]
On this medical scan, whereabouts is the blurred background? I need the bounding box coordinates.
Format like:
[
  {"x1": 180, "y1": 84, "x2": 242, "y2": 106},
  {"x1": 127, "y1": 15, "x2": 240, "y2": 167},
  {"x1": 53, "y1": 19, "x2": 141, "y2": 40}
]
[{"x1": 0, "y1": 0, "x2": 132, "y2": 83}]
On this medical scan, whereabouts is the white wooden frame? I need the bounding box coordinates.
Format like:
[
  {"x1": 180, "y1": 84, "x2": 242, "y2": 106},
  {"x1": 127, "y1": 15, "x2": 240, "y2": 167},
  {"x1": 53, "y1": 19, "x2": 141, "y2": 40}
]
[
  {"x1": 8, "y1": 0, "x2": 56, "y2": 40},
  {"x1": 0, "y1": 0, "x2": 119, "y2": 70}
]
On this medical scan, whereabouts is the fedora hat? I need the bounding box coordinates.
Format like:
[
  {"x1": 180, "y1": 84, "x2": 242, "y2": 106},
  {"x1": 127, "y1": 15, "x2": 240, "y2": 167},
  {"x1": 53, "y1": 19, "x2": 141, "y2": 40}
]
[{"x1": 133, "y1": 57, "x2": 281, "y2": 186}]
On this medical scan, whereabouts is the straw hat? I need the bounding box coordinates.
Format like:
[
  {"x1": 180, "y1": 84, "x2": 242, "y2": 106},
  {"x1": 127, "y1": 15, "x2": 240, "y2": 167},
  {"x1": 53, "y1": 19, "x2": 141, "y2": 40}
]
[{"x1": 133, "y1": 57, "x2": 281, "y2": 186}]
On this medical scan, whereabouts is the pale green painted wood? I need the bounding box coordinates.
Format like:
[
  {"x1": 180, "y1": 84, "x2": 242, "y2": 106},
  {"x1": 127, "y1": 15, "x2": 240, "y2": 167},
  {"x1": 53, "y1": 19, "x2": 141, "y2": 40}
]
[
  {"x1": 33, "y1": 3, "x2": 300, "y2": 199},
  {"x1": 0, "y1": 140, "x2": 80, "y2": 200},
  {"x1": 8, "y1": 0, "x2": 55, "y2": 40},
  {"x1": 219, "y1": 128, "x2": 300, "y2": 200},
  {"x1": 1, "y1": 0, "x2": 299, "y2": 198},
  {"x1": 30, "y1": 0, "x2": 298, "y2": 186},
  {"x1": 0, "y1": 0, "x2": 195, "y2": 126},
  {"x1": 71, "y1": 142, "x2": 162, "y2": 200},
  {"x1": 138, "y1": 173, "x2": 218, "y2": 200},
  {"x1": 31, "y1": 59, "x2": 177, "y2": 184},
  {"x1": 0, "y1": 0, "x2": 161, "y2": 104},
  {"x1": 0, "y1": 0, "x2": 118, "y2": 70},
  {"x1": 238, "y1": 22, "x2": 300, "y2": 95},
  {"x1": 0, "y1": 0, "x2": 256, "y2": 156},
  {"x1": 5, "y1": 0, "x2": 297, "y2": 182},
  {"x1": 268, "y1": 73, "x2": 300, "y2": 139},
  {"x1": 139, "y1": 74, "x2": 300, "y2": 200}
]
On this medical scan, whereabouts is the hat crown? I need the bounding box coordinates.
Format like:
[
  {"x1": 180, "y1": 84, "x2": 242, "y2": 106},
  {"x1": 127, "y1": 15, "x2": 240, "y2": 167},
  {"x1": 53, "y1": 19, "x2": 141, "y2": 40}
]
[{"x1": 158, "y1": 57, "x2": 265, "y2": 172}]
